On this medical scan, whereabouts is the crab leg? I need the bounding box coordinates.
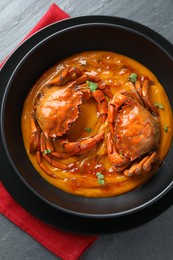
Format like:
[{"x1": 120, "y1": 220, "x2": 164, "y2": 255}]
[
  {"x1": 49, "y1": 66, "x2": 100, "y2": 88},
  {"x1": 98, "y1": 82, "x2": 113, "y2": 98},
  {"x1": 42, "y1": 153, "x2": 67, "y2": 170},
  {"x1": 107, "y1": 133, "x2": 130, "y2": 167},
  {"x1": 74, "y1": 74, "x2": 89, "y2": 85},
  {"x1": 36, "y1": 151, "x2": 57, "y2": 177},
  {"x1": 128, "y1": 82, "x2": 144, "y2": 106},
  {"x1": 73, "y1": 74, "x2": 109, "y2": 122},
  {"x1": 107, "y1": 93, "x2": 129, "y2": 134},
  {"x1": 98, "y1": 99, "x2": 108, "y2": 122},
  {"x1": 141, "y1": 79, "x2": 159, "y2": 116},
  {"x1": 29, "y1": 117, "x2": 38, "y2": 154},
  {"x1": 123, "y1": 156, "x2": 150, "y2": 176},
  {"x1": 135, "y1": 80, "x2": 158, "y2": 116},
  {"x1": 113, "y1": 161, "x2": 131, "y2": 173},
  {"x1": 123, "y1": 151, "x2": 158, "y2": 176},
  {"x1": 30, "y1": 128, "x2": 67, "y2": 176},
  {"x1": 40, "y1": 133, "x2": 67, "y2": 170},
  {"x1": 49, "y1": 67, "x2": 82, "y2": 86},
  {"x1": 143, "y1": 151, "x2": 158, "y2": 172},
  {"x1": 123, "y1": 161, "x2": 140, "y2": 176},
  {"x1": 63, "y1": 130, "x2": 104, "y2": 155},
  {"x1": 51, "y1": 151, "x2": 70, "y2": 159},
  {"x1": 85, "y1": 73, "x2": 100, "y2": 82},
  {"x1": 134, "y1": 81, "x2": 143, "y2": 100},
  {"x1": 107, "y1": 102, "x2": 116, "y2": 134},
  {"x1": 73, "y1": 73, "x2": 100, "y2": 87},
  {"x1": 40, "y1": 132, "x2": 46, "y2": 152},
  {"x1": 45, "y1": 137, "x2": 55, "y2": 152},
  {"x1": 74, "y1": 82, "x2": 91, "y2": 100},
  {"x1": 92, "y1": 89, "x2": 108, "y2": 122},
  {"x1": 135, "y1": 155, "x2": 150, "y2": 175}
]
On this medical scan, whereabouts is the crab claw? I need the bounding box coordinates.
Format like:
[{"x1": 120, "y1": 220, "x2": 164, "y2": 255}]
[
  {"x1": 63, "y1": 130, "x2": 105, "y2": 155},
  {"x1": 49, "y1": 67, "x2": 82, "y2": 86},
  {"x1": 107, "y1": 133, "x2": 130, "y2": 167},
  {"x1": 135, "y1": 80, "x2": 159, "y2": 116},
  {"x1": 92, "y1": 89, "x2": 108, "y2": 122},
  {"x1": 29, "y1": 117, "x2": 40, "y2": 153}
]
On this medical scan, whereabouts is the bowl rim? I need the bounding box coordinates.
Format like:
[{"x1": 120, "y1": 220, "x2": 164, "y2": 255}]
[{"x1": 0, "y1": 15, "x2": 173, "y2": 224}]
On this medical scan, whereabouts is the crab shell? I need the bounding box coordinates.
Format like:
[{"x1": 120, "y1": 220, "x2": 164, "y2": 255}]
[
  {"x1": 35, "y1": 85, "x2": 83, "y2": 138},
  {"x1": 115, "y1": 99, "x2": 161, "y2": 161}
]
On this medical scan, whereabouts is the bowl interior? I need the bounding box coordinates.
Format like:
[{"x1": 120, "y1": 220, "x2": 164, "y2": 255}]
[{"x1": 1, "y1": 20, "x2": 173, "y2": 217}]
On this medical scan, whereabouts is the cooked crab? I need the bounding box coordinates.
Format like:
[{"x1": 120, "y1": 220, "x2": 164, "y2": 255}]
[
  {"x1": 29, "y1": 67, "x2": 109, "y2": 176},
  {"x1": 107, "y1": 78, "x2": 161, "y2": 176}
]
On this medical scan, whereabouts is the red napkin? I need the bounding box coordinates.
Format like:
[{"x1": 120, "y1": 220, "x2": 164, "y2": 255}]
[{"x1": 0, "y1": 4, "x2": 98, "y2": 260}]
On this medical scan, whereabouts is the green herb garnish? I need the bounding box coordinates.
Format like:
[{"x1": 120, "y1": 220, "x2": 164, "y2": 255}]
[
  {"x1": 154, "y1": 102, "x2": 164, "y2": 110},
  {"x1": 119, "y1": 151, "x2": 124, "y2": 157},
  {"x1": 96, "y1": 172, "x2": 104, "y2": 179},
  {"x1": 43, "y1": 149, "x2": 52, "y2": 154},
  {"x1": 96, "y1": 172, "x2": 105, "y2": 185},
  {"x1": 86, "y1": 80, "x2": 98, "y2": 92},
  {"x1": 163, "y1": 126, "x2": 169, "y2": 132},
  {"x1": 98, "y1": 179, "x2": 105, "y2": 185},
  {"x1": 128, "y1": 73, "x2": 137, "y2": 83},
  {"x1": 84, "y1": 127, "x2": 92, "y2": 133}
]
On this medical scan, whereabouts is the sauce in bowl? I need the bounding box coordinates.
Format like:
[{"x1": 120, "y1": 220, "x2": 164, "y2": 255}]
[{"x1": 21, "y1": 51, "x2": 173, "y2": 197}]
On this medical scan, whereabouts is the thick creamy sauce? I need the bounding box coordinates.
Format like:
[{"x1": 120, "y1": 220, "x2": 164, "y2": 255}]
[{"x1": 21, "y1": 51, "x2": 173, "y2": 197}]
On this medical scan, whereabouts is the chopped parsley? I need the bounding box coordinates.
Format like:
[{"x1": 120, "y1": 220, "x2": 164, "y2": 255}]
[
  {"x1": 96, "y1": 172, "x2": 105, "y2": 185},
  {"x1": 128, "y1": 73, "x2": 137, "y2": 83},
  {"x1": 43, "y1": 149, "x2": 52, "y2": 154},
  {"x1": 84, "y1": 127, "x2": 92, "y2": 133},
  {"x1": 98, "y1": 179, "x2": 105, "y2": 185},
  {"x1": 86, "y1": 80, "x2": 98, "y2": 92},
  {"x1": 154, "y1": 102, "x2": 164, "y2": 110},
  {"x1": 163, "y1": 126, "x2": 169, "y2": 132}
]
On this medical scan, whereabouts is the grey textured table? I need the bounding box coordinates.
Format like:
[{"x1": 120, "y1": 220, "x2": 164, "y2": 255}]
[{"x1": 1, "y1": 1, "x2": 173, "y2": 259}]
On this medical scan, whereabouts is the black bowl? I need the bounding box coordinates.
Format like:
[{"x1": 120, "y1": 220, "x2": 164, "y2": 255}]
[{"x1": 0, "y1": 16, "x2": 173, "y2": 233}]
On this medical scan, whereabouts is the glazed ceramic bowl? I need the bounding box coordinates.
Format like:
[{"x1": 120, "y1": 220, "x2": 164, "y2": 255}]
[{"x1": 0, "y1": 16, "x2": 173, "y2": 233}]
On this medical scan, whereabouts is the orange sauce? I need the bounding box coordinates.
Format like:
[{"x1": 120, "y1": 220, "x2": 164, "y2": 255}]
[{"x1": 21, "y1": 51, "x2": 173, "y2": 197}]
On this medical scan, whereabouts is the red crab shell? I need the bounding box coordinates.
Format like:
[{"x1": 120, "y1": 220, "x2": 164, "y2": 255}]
[
  {"x1": 115, "y1": 99, "x2": 161, "y2": 161},
  {"x1": 35, "y1": 85, "x2": 83, "y2": 138}
]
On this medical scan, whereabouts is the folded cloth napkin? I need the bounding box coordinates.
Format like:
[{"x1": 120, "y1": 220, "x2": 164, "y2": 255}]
[{"x1": 0, "y1": 4, "x2": 98, "y2": 260}]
